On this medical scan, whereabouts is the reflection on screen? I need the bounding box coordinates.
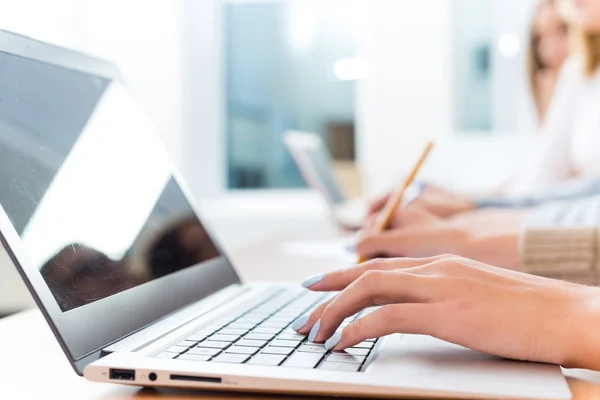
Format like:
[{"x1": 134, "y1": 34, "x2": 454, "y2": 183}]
[{"x1": 0, "y1": 51, "x2": 223, "y2": 312}]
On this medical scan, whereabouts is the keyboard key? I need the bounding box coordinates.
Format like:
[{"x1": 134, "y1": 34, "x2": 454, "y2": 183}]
[
  {"x1": 262, "y1": 346, "x2": 294, "y2": 356},
  {"x1": 177, "y1": 354, "x2": 212, "y2": 362},
  {"x1": 213, "y1": 354, "x2": 250, "y2": 364},
  {"x1": 176, "y1": 341, "x2": 195, "y2": 348},
  {"x1": 237, "y1": 318, "x2": 264, "y2": 324},
  {"x1": 186, "y1": 334, "x2": 209, "y2": 342},
  {"x1": 299, "y1": 344, "x2": 327, "y2": 354},
  {"x1": 353, "y1": 341, "x2": 375, "y2": 349},
  {"x1": 365, "y1": 338, "x2": 377, "y2": 342},
  {"x1": 197, "y1": 341, "x2": 231, "y2": 350},
  {"x1": 219, "y1": 328, "x2": 249, "y2": 335},
  {"x1": 327, "y1": 353, "x2": 365, "y2": 364},
  {"x1": 187, "y1": 347, "x2": 222, "y2": 357},
  {"x1": 248, "y1": 354, "x2": 287, "y2": 366},
  {"x1": 271, "y1": 340, "x2": 302, "y2": 348},
  {"x1": 252, "y1": 327, "x2": 281, "y2": 334},
  {"x1": 267, "y1": 316, "x2": 295, "y2": 323},
  {"x1": 259, "y1": 322, "x2": 288, "y2": 329},
  {"x1": 278, "y1": 333, "x2": 305, "y2": 341},
  {"x1": 228, "y1": 324, "x2": 255, "y2": 330},
  {"x1": 284, "y1": 352, "x2": 324, "y2": 369},
  {"x1": 210, "y1": 334, "x2": 241, "y2": 342},
  {"x1": 319, "y1": 362, "x2": 361, "y2": 372},
  {"x1": 340, "y1": 348, "x2": 370, "y2": 357},
  {"x1": 201, "y1": 325, "x2": 226, "y2": 332},
  {"x1": 244, "y1": 333, "x2": 275, "y2": 341},
  {"x1": 226, "y1": 346, "x2": 259, "y2": 355},
  {"x1": 156, "y1": 352, "x2": 178, "y2": 359},
  {"x1": 165, "y1": 346, "x2": 188, "y2": 354},
  {"x1": 236, "y1": 339, "x2": 268, "y2": 348}
]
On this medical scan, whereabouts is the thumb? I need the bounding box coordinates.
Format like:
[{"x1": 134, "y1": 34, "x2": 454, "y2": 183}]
[
  {"x1": 367, "y1": 193, "x2": 391, "y2": 215},
  {"x1": 357, "y1": 231, "x2": 409, "y2": 259}
]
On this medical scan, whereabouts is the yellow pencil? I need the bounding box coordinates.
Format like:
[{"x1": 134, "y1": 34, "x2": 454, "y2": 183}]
[{"x1": 358, "y1": 141, "x2": 435, "y2": 263}]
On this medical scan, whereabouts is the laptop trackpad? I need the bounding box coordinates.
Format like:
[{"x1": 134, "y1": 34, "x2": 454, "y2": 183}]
[{"x1": 366, "y1": 334, "x2": 569, "y2": 398}]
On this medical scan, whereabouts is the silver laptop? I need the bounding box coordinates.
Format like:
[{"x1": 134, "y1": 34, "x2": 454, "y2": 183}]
[
  {"x1": 0, "y1": 30, "x2": 571, "y2": 399},
  {"x1": 284, "y1": 131, "x2": 368, "y2": 229}
]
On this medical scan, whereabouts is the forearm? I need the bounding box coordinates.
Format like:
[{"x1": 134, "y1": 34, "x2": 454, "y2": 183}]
[
  {"x1": 458, "y1": 231, "x2": 520, "y2": 270},
  {"x1": 560, "y1": 287, "x2": 600, "y2": 370},
  {"x1": 474, "y1": 178, "x2": 600, "y2": 210}
]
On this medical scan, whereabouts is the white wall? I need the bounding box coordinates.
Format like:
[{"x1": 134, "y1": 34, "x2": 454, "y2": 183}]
[
  {"x1": 181, "y1": 0, "x2": 226, "y2": 197},
  {"x1": 356, "y1": 0, "x2": 454, "y2": 195},
  {"x1": 0, "y1": 0, "x2": 225, "y2": 198}
]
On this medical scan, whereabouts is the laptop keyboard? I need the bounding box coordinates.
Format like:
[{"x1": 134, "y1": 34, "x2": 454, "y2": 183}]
[{"x1": 155, "y1": 288, "x2": 379, "y2": 372}]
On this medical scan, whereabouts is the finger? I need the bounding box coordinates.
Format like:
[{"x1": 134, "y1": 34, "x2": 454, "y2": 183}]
[
  {"x1": 361, "y1": 214, "x2": 378, "y2": 231},
  {"x1": 311, "y1": 270, "x2": 436, "y2": 343},
  {"x1": 358, "y1": 226, "x2": 451, "y2": 259},
  {"x1": 304, "y1": 255, "x2": 451, "y2": 292},
  {"x1": 357, "y1": 232, "x2": 410, "y2": 259},
  {"x1": 367, "y1": 194, "x2": 390, "y2": 215},
  {"x1": 327, "y1": 304, "x2": 440, "y2": 351},
  {"x1": 293, "y1": 297, "x2": 335, "y2": 335}
]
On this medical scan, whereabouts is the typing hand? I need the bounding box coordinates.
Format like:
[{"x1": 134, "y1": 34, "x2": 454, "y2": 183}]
[{"x1": 293, "y1": 255, "x2": 600, "y2": 370}]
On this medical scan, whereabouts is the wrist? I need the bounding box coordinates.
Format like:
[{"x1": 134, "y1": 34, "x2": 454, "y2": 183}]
[
  {"x1": 457, "y1": 231, "x2": 520, "y2": 269},
  {"x1": 561, "y1": 287, "x2": 600, "y2": 370}
]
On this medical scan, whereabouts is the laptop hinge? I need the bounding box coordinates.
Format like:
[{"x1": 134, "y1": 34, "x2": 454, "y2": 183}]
[{"x1": 101, "y1": 284, "x2": 247, "y2": 355}]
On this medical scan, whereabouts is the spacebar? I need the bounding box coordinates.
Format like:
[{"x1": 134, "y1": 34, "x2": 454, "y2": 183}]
[{"x1": 283, "y1": 352, "x2": 324, "y2": 369}]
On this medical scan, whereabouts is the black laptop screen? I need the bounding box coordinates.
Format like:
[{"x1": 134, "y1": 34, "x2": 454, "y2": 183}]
[{"x1": 0, "y1": 51, "x2": 225, "y2": 312}]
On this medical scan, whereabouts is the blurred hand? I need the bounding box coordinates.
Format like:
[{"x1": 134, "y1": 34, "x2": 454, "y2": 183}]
[
  {"x1": 358, "y1": 223, "x2": 464, "y2": 259},
  {"x1": 364, "y1": 186, "x2": 476, "y2": 231},
  {"x1": 362, "y1": 203, "x2": 442, "y2": 231},
  {"x1": 294, "y1": 256, "x2": 600, "y2": 370},
  {"x1": 358, "y1": 209, "x2": 524, "y2": 267},
  {"x1": 411, "y1": 186, "x2": 476, "y2": 218}
]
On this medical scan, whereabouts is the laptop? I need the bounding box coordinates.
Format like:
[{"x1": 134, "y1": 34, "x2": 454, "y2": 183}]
[
  {"x1": 283, "y1": 131, "x2": 368, "y2": 229},
  {"x1": 0, "y1": 30, "x2": 571, "y2": 399}
]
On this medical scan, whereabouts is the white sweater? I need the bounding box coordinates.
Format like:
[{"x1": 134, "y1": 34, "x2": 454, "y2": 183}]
[{"x1": 510, "y1": 57, "x2": 600, "y2": 194}]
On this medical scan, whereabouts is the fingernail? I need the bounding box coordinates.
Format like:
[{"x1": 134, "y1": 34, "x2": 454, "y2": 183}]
[
  {"x1": 291, "y1": 315, "x2": 310, "y2": 332},
  {"x1": 308, "y1": 320, "x2": 321, "y2": 342},
  {"x1": 325, "y1": 332, "x2": 342, "y2": 350},
  {"x1": 301, "y1": 274, "x2": 325, "y2": 289}
]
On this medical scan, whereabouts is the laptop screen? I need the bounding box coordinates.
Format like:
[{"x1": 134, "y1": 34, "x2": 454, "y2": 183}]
[
  {"x1": 302, "y1": 141, "x2": 347, "y2": 205},
  {"x1": 0, "y1": 51, "x2": 226, "y2": 312}
]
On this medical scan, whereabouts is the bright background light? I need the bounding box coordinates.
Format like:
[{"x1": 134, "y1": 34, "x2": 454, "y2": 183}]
[
  {"x1": 497, "y1": 33, "x2": 521, "y2": 59},
  {"x1": 333, "y1": 57, "x2": 369, "y2": 81}
]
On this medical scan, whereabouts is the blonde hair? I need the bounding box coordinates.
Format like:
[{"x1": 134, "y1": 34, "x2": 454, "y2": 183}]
[
  {"x1": 580, "y1": 32, "x2": 600, "y2": 76},
  {"x1": 557, "y1": 0, "x2": 600, "y2": 77},
  {"x1": 528, "y1": 0, "x2": 568, "y2": 119}
]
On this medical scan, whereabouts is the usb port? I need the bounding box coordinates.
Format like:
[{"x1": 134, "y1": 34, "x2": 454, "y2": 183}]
[{"x1": 109, "y1": 369, "x2": 135, "y2": 381}]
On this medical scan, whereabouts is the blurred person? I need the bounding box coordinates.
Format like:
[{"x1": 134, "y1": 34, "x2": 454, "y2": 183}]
[
  {"x1": 529, "y1": 0, "x2": 571, "y2": 123},
  {"x1": 368, "y1": 0, "x2": 600, "y2": 218}
]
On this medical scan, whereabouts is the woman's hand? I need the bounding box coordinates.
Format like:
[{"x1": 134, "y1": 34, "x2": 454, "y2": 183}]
[
  {"x1": 358, "y1": 223, "x2": 466, "y2": 259},
  {"x1": 357, "y1": 209, "x2": 525, "y2": 268},
  {"x1": 362, "y1": 203, "x2": 443, "y2": 231},
  {"x1": 293, "y1": 255, "x2": 600, "y2": 370},
  {"x1": 367, "y1": 186, "x2": 475, "y2": 219}
]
